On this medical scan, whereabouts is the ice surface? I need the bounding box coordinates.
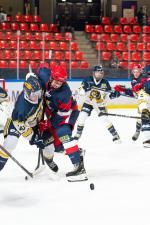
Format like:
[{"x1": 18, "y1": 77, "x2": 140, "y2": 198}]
[{"x1": 1, "y1": 109, "x2": 150, "y2": 225}]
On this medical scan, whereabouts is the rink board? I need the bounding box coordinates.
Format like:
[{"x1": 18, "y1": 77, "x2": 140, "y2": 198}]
[{"x1": 5, "y1": 79, "x2": 138, "y2": 108}]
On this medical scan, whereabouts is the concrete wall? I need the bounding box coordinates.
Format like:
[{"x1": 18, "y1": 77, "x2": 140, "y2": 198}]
[{"x1": 0, "y1": 0, "x2": 23, "y2": 16}]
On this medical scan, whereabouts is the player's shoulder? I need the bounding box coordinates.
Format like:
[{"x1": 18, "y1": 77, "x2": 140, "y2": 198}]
[{"x1": 83, "y1": 76, "x2": 93, "y2": 83}]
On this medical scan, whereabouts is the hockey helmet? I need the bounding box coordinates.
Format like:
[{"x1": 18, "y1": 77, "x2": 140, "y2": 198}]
[
  {"x1": 93, "y1": 65, "x2": 103, "y2": 73},
  {"x1": 132, "y1": 64, "x2": 142, "y2": 73},
  {"x1": 24, "y1": 76, "x2": 42, "y2": 104},
  {"x1": 51, "y1": 65, "x2": 67, "y2": 83},
  {"x1": 93, "y1": 65, "x2": 104, "y2": 80}
]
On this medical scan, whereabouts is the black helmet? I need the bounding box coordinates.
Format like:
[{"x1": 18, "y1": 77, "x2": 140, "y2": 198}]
[
  {"x1": 24, "y1": 76, "x2": 42, "y2": 104},
  {"x1": 93, "y1": 65, "x2": 103, "y2": 73}
]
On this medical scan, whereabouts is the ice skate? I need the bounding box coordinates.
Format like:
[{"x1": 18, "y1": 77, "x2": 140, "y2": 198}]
[
  {"x1": 66, "y1": 161, "x2": 88, "y2": 182},
  {"x1": 112, "y1": 134, "x2": 121, "y2": 144},
  {"x1": 44, "y1": 157, "x2": 59, "y2": 172},
  {"x1": 132, "y1": 131, "x2": 140, "y2": 141},
  {"x1": 73, "y1": 133, "x2": 81, "y2": 140},
  {"x1": 143, "y1": 140, "x2": 150, "y2": 148}
]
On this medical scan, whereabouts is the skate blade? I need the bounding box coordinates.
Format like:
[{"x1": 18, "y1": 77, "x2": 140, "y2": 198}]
[
  {"x1": 113, "y1": 139, "x2": 121, "y2": 144},
  {"x1": 67, "y1": 173, "x2": 88, "y2": 182}
]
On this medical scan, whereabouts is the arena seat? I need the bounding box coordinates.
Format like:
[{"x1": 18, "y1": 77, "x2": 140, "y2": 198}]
[
  {"x1": 141, "y1": 34, "x2": 150, "y2": 42},
  {"x1": 101, "y1": 51, "x2": 111, "y2": 60},
  {"x1": 126, "y1": 42, "x2": 136, "y2": 51},
  {"x1": 64, "y1": 51, "x2": 73, "y2": 60},
  {"x1": 110, "y1": 34, "x2": 119, "y2": 42},
  {"x1": 59, "y1": 42, "x2": 68, "y2": 51},
  {"x1": 20, "y1": 23, "x2": 29, "y2": 31},
  {"x1": 79, "y1": 61, "x2": 89, "y2": 69},
  {"x1": 15, "y1": 14, "x2": 24, "y2": 22},
  {"x1": 11, "y1": 22, "x2": 19, "y2": 31},
  {"x1": 23, "y1": 50, "x2": 32, "y2": 60},
  {"x1": 122, "y1": 52, "x2": 130, "y2": 61},
  {"x1": 74, "y1": 51, "x2": 83, "y2": 60},
  {"x1": 70, "y1": 42, "x2": 78, "y2": 51},
  {"x1": 33, "y1": 50, "x2": 42, "y2": 60},
  {"x1": 123, "y1": 25, "x2": 132, "y2": 33},
  {"x1": 9, "y1": 60, "x2": 17, "y2": 68},
  {"x1": 116, "y1": 42, "x2": 126, "y2": 51},
  {"x1": 130, "y1": 34, "x2": 139, "y2": 42},
  {"x1": 133, "y1": 25, "x2": 141, "y2": 33},
  {"x1": 71, "y1": 61, "x2": 78, "y2": 69},
  {"x1": 29, "y1": 61, "x2": 37, "y2": 69},
  {"x1": 30, "y1": 23, "x2": 39, "y2": 32},
  {"x1": 113, "y1": 25, "x2": 123, "y2": 33},
  {"x1": 95, "y1": 25, "x2": 103, "y2": 33},
  {"x1": 54, "y1": 33, "x2": 63, "y2": 41},
  {"x1": 24, "y1": 15, "x2": 33, "y2": 23},
  {"x1": 29, "y1": 41, "x2": 38, "y2": 49},
  {"x1": 20, "y1": 41, "x2": 28, "y2": 49},
  {"x1": 0, "y1": 60, "x2": 7, "y2": 68},
  {"x1": 60, "y1": 61, "x2": 68, "y2": 69},
  {"x1": 33, "y1": 15, "x2": 41, "y2": 23},
  {"x1": 131, "y1": 52, "x2": 141, "y2": 61},
  {"x1": 5, "y1": 32, "x2": 14, "y2": 40},
  {"x1": 3, "y1": 50, "x2": 13, "y2": 59},
  {"x1": 119, "y1": 61, "x2": 128, "y2": 69},
  {"x1": 0, "y1": 22, "x2": 10, "y2": 30},
  {"x1": 85, "y1": 25, "x2": 94, "y2": 33},
  {"x1": 106, "y1": 42, "x2": 115, "y2": 51},
  {"x1": 101, "y1": 33, "x2": 109, "y2": 42},
  {"x1": 143, "y1": 52, "x2": 150, "y2": 61},
  {"x1": 40, "y1": 24, "x2": 48, "y2": 32},
  {"x1": 95, "y1": 42, "x2": 105, "y2": 51},
  {"x1": 34, "y1": 32, "x2": 43, "y2": 41},
  {"x1": 53, "y1": 51, "x2": 63, "y2": 60},
  {"x1": 146, "y1": 43, "x2": 150, "y2": 51},
  {"x1": 90, "y1": 33, "x2": 98, "y2": 42},
  {"x1": 49, "y1": 24, "x2": 58, "y2": 32},
  {"x1": 45, "y1": 32, "x2": 53, "y2": 41},
  {"x1": 50, "y1": 61, "x2": 57, "y2": 69},
  {"x1": 120, "y1": 34, "x2": 128, "y2": 42},
  {"x1": 119, "y1": 17, "x2": 128, "y2": 25},
  {"x1": 0, "y1": 40, "x2": 8, "y2": 49},
  {"x1": 19, "y1": 60, "x2": 28, "y2": 68},
  {"x1": 128, "y1": 17, "x2": 137, "y2": 25},
  {"x1": 143, "y1": 26, "x2": 150, "y2": 33},
  {"x1": 24, "y1": 32, "x2": 33, "y2": 41},
  {"x1": 104, "y1": 25, "x2": 113, "y2": 33},
  {"x1": 137, "y1": 43, "x2": 146, "y2": 51},
  {"x1": 49, "y1": 41, "x2": 58, "y2": 50},
  {"x1": 102, "y1": 17, "x2": 110, "y2": 24}
]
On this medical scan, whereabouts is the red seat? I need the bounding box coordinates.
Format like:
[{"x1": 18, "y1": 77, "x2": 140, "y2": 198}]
[
  {"x1": 133, "y1": 25, "x2": 141, "y2": 33},
  {"x1": 119, "y1": 17, "x2": 128, "y2": 25},
  {"x1": 0, "y1": 22, "x2": 10, "y2": 30},
  {"x1": 23, "y1": 50, "x2": 32, "y2": 60},
  {"x1": 101, "y1": 52, "x2": 111, "y2": 60},
  {"x1": 95, "y1": 42, "x2": 105, "y2": 51},
  {"x1": 20, "y1": 41, "x2": 28, "y2": 49},
  {"x1": 128, "y1": 17, "x2": 137, "y2": 25},
  {"x1": 79, "y1": 61, "x2": 89, "y2": 69},
  {"x1": 131, "y1": 52, "x2": 141, "y2": 61},
  {"x1": 74, "y1": 51, "x2": 83, "y2": 60},
  {"x1": 130, "y1": 34, "x2": 139, "y2": 42},
  {"x1": 33, "y1": 50, "x2": 42, "y2": 60},
  {"x1": 123, "y1": 25, "x2": 132, "y2": 33},
  {"x1": 29, "y1": 41, "x2": 38, "y2": 49},
  {"x1": 3, "y1": 50, "x2": 13, "y2": 59},
  {"x1": 59, "y1": 42, "x2": 68, "y2": 51},
  {"x1": 126, "y1": 43, "x2": 136, "y2": 51},
  {"x1": 0, "y1": 40, "x2": 8, "y2": 49},
  {"x1": 49, "y1": 41, "x2": 58, "y2": 50},
  {"x1": 146, "y1": 43, "x2": 150, "y2": 51},
  {"x1": 0, "y1": 32, "x2": 3, "y2": 39},
  {"x1": 116, "y1": 42, "x2": 126, "y2": 51},
  {"x1": 24, "y1": 32, "x2": 33, "y2": 40},
  {"x1": 10, "y1": 41, "x2": 17, "y2": 49},
  {"x1": 40, "y1": 24, "x2": 48, "y2": 32},
  {"x1": 110, "y1": 34, "x2": 119, "y2": 42},
  {"x1": 113, "y1": 25, "x2": 122, "y2": 33},
  {"x1": 95, "y1": 25, "x2": 103, "y2": 33},
  {"x1": 85, "y1": 25, "x2": 94, "y2": 33},
  {"x1": 5, "y1": 32, "x2": 14, "y2": 40},
  {"x1": 39, "y1": 41, "x2": 48, "y2": 50},
  {"x1": 33, "y1": 15, "x2": 41, "y2": 23},
  {"x1": 29, "y1": 61, "x2": 37, "y2": 69},
  {"x1": 54, "y1": 33, "x2": 63, "y2": 41},
  {"x1": 141, "y1": 34, "x2": 150, "y2": 42},
  {"x1": 53, "y1": 51, "x2": 63, "y2": 60},
  {"x1": 20, "y1": 23, "x2": 28, "y2": 31},
  {"x1": 133, "y1": 25, "x2": 142, "y2": 34},
  {"x1": 102, "y1": 17, "x2": 110, "y2": 24},
  {"x1": 13, "y1": 50, "x2": 23, "y2": 59},
  {"x1": 71, "y1": 42, "x2": 78, "y2": 51},
  {"x1": 122, "y1": 52, "x2": 130, "y2": 61},
  {"x1": 120, "y1": 34, "x2": 128, "y2": 42},
  {"x1": 0, "y1": 50, "x2": 2, "y2": 59},
  {"x1": 0, "y1": 60, "x2": 7, "y2": 68},
  {"x1": 106, "y1": 42, "x2": 115, "y2": 51},
  {"x1": 15, "y1": 14, "x2": 24, "y2": 22},
  {"x1": 6, "y1": 15, "x2": 13, "y2": 22},
  {"x1": 90, "y1": 33, "x2": 98, "y2": 42},
  {"x1": 20, "y1": 60, "x2": 28, "y2": 68},
  {"x1": 143, "y1": 26, "x2": 150, "y2": 33},
  {"x1": 45, "y1": 32, "x2": 53, "y2": 41},
  {"x1": 65, "y1": 51, "x2": 73, "y2": 60},
  {"x1": 24, "y1": 15, "x2": 33, "y2": 23},
  {"x1": 64, "y1": 32, "x2": 72, "y2": 41},
  {"x1": 71, "y1": 61, "x2": 78, "y2": 69},
  {"x1": 60, "y1": 61, "x2": 68, "y2": 69},
  {"x1": 119, "y1": 61, "x2": 128, "y2": 69},
  {"x1": 11, "y1": 22, "x2": 19, "y2": 31},
  {"x1": 143, "y1": 52, "x2": 150, "y2": 61},
  {"x1": 49, "y1": 24, "x2": 58, "y2": 32},
  {"x1": 114, "y1": 51, "x2": 122, "y2": 60},
  {"x1": 44, "y1": 51, "x2": 51, "y2": 60},
  {"x1": 101, "y1": 33, "x2": 109, "y2": 42},
  {"x1": 34, "y1": 32, "x2": 43, "y2": 41},
  {"x1": 9, "y1": 60, "x2": 17, "y2": 68},
  {"x1": 50, "y1": 61, "x2": 57, "y2": 69},
  {"x1": 137, "y1": 43, "x2": 146, "y2": 51},
  {"x1": 104, "y1": 25, "x2": 113, "y2": 33},
  {"x1": 30, "y1": 23, "x2": 39, "y2": 32}
]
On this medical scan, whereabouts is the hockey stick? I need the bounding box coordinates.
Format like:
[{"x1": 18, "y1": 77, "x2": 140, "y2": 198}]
[
  {"x1": 0, "y1": 144, "x2": 33, "y2": 178},
  {"x1": 25, "y1": 148, "x2": 46, "y2": 180},
  {"x1": 98, "y1": 112, "x2": 141, "y2": 120}
]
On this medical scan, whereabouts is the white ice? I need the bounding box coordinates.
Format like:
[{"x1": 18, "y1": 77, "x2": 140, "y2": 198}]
[{"x1": 1, "y1": 109, "x2": 150, "y2": 225}]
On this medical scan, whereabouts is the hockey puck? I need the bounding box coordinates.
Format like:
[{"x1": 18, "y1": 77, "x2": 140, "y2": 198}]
[
  {"x1": 90, "y1": 183, "x2": 95, "y2": 190},
  {"x1": 25, "y1": 176, "x2": 28, "y2": 180}
]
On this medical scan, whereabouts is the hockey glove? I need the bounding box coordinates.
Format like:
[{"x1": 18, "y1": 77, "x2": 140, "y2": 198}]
[
  {"x1": 30, "y1": 133, "x2": 45, "y2": 149},
  {"x1": 141, "y1": 109, "x2": 150, "y2": 125},
  {"x1": 132, "y1": 83, "x2": 142, "y2": 92},
  {"x1": 114, "y1": 85, "x2": 126, "y2": 93},
  {"x1": 109, "y1": 90, "x2": 121, "y2": 99}
]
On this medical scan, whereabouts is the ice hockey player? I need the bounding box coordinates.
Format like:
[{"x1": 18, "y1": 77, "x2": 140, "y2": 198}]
[
  {"x1": 114, "y1": 64, "x2": 149, "y2": 141},
  {"x1": 74, "y1": 65, "x2": 121, "y2": 143},
  {"x1": 0, "y1": 86, "x2": 11, "y2": 134},
  {"x1": 44, "y1": 65, "x2": 88, "y2": 182},
  {"x1": 0, "y1": 73, "x2": 58, "y2": 173}
]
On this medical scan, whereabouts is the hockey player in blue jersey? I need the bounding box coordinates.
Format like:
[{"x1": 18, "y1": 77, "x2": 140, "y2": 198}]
[
  {"x1": 44, "y1": 65, "x2": 87, "y2": 182},
  {"x1": 0, "y1": 73, "x2": 58, "y2": 172},
  {"x1": 74, "y1": 65, "x2": 121, "y2": 143}
]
